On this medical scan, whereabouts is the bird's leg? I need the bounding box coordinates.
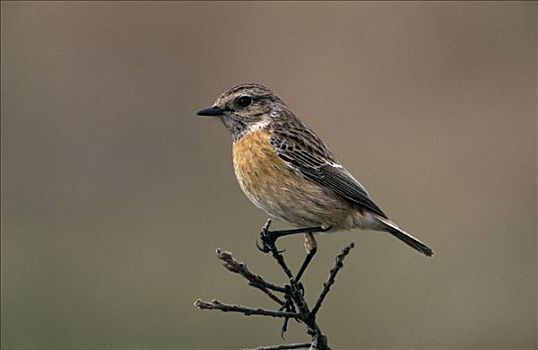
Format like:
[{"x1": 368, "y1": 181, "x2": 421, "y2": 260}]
[
  {"x1": 295, "y1": 233, "x2": 317, "y2": 282},
  {"x1": 257, "y1": 218, "x2": 328, "y2": 254},
  {"x1": 257, "y1": 219, "x2": 331, "y2": 283}
]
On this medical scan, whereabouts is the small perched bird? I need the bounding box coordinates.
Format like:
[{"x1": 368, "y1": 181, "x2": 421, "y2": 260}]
[{"x1": 197, "y1": 84, "x2": 433, "y2": 271}]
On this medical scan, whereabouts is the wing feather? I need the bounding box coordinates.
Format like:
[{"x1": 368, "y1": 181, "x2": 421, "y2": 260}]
[{"x1": 270, "y1": 126, "x2": 387, "y2": 219}]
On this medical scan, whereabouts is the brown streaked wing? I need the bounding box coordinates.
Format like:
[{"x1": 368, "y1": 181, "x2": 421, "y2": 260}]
[{"x1": 270, "y1": 124, "x2": 388, "y2": 219}]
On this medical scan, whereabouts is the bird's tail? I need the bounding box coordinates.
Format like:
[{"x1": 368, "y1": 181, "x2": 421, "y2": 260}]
[{"x1": 375, "y1": 216, "x2": 434, "y2": 257}]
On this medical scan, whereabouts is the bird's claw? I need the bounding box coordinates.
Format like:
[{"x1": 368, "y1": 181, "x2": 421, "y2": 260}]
[
  {"x1": 257, "y1": 229, "x2": 276, "y2": 253},
  {"x1": 257, "y1": 219, "x2": 285, "y2": 253},
  {"x1": 256, "y1": 238, "x2": 271, "y2": 253}
]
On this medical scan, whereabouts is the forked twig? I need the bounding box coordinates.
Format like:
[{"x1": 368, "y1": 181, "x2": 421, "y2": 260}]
[
  {"x1": 194, "y1": 226, "x2": 355, "y2": 350},
  {"x1": 216, "y1": 248, "x2": 286, "y2": 305},
  {"x1": 194, "y1": 299, "x2": 300, "y2": 319}
]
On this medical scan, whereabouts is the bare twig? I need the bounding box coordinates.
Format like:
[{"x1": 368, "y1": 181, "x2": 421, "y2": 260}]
[
  {"x1": 287, "y1": 280, "x2": 310, "y2": 316},
  {"x1": 194, "y1": 299, "x2": 301, "y2": 319},
  {"x1": 311, "y1": 242, "x2": 355, "y2": 317},
  {"x1": 194, "y1": 221, "x2": 356, "y2": 350},
  {"x1": 243, "y1": 342, "x2": 311, "y2": 350},
  {"x1": 216, "y1": 249, "x2": 286, "y2": 305},
  {"x1": 286, "y1": 279, "x2": 329, "y2": 350}
]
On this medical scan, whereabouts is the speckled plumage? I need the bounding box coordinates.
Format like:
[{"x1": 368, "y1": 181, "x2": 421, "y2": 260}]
[
  {"x1": 233, "y1": 128, "x2": 360, "y2": 229},
  {"x1": 198, "y1": 84, "x2": 433, "y2": 256}
]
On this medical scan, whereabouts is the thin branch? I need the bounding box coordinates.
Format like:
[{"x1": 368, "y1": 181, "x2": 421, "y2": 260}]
[
  {"x1": 260, "y1": 219, "x2": 294, "y2": 279},
  {"x1": 194, "y1": 219, "x2": 357, "y2": 350},
  {"x1": 194, "y1": 299, "x2": 301, "y2": 319},
  {"x1": 216, "y1": 249, "x2": 286, "y2": 305},
  {"x1": 269, "y1": 244, "x2": 294, "y2": 279},
  {"x1": 311, "y1": 242, "x2": 355, "y2": 317},
  {"x1": 287, "y1": 279, "x2": 311, "y2": 317},
  {"x1": 243, "y1": 343, "x2": 311, "y2": 350}
]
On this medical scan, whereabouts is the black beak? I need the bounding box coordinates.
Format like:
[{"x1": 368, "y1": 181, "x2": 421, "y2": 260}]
[{"x1": 197, "y1": 106, "x2": 226, "y2": 117}]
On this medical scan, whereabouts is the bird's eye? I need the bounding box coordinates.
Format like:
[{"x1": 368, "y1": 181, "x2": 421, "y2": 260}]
[{"x1": 236, "y1": 96, "x2": 252, "y2": 108}]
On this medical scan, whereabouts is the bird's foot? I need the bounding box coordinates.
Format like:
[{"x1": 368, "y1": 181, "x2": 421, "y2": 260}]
[
  {"x1": 256, "y1": 219, "x2": 273, "y2": 253},
  {"x1": 256, "y1": 219, "x2": 286, "y2": 254}
]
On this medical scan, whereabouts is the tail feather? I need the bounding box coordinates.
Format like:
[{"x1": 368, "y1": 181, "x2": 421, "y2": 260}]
[{"x1": 376, "y1": 217, "x2": 434, "y2": 257}]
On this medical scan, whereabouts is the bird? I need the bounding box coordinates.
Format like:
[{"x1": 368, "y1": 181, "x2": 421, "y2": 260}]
[{"x1": 197, "y1": 83, "x2": 433, "y2": 278}]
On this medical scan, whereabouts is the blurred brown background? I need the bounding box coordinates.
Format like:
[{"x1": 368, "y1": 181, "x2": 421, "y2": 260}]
[{"x1": 1, "y1": 2, "x2": 536, "y2": 349}]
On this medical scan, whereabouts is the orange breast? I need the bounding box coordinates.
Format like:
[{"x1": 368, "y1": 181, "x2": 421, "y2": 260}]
[
  {"x1": 232, "y1": 129, "x2": 291, "y2": 205},
  {"x1": 232, "y1": 128, "x2": 354, "y2": 228}
]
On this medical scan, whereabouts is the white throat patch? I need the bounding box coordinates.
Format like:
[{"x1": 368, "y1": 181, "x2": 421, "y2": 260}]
[{"x1": 246, "y1": 119, "x2": 271, "y2": 134}]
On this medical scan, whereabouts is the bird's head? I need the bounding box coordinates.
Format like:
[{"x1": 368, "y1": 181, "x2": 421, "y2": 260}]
[{"x1": 197, "y1": 84, "x2": 289, "y2": 140}]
